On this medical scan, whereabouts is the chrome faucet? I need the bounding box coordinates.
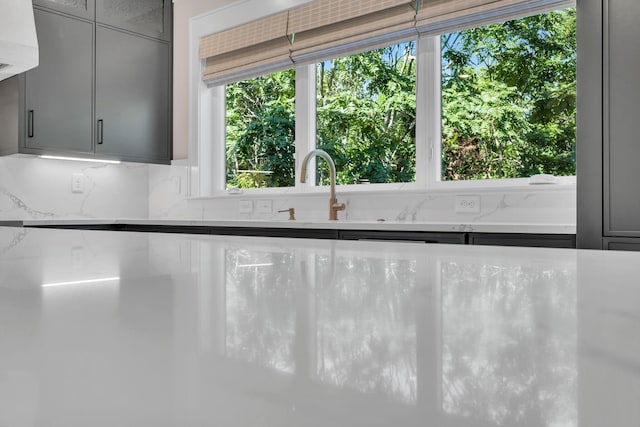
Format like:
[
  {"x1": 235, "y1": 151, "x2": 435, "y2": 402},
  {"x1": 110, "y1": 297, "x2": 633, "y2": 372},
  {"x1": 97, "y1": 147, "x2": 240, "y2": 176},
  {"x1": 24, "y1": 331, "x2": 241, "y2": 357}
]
[{"x1": 300, "y1": 149, "x2": 345, "y2": 221}]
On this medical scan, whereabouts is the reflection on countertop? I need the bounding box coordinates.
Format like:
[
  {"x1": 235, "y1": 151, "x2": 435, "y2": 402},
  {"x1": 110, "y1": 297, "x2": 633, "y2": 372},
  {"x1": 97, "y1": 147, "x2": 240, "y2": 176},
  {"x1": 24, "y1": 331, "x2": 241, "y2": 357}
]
[{"x1": 0, "y1": 226, "x2": 637, "y2": 426}]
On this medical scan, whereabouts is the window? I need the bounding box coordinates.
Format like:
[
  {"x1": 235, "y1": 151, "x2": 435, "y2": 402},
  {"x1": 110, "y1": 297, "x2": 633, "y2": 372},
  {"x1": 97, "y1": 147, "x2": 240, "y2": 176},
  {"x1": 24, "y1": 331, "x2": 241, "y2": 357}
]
[
  {"x1": 315, "y1": 41, "x2": 417, "y2": 185},
  {"x1": 225, "y1": 69, "x2": 295, "y2": 189},
  {"x1": 199, "y1": 3, "x2": 576, "y2": 195},
  {"x1": 440, "y1": 8, "x2": 576, "y2": 181}
]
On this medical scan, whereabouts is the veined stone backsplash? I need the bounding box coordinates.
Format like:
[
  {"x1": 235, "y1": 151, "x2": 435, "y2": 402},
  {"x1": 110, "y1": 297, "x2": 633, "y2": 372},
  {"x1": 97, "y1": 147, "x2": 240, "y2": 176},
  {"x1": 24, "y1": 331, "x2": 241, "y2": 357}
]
[
  {"x1": 0, "y1": 157, "x2": 148, "y2": 219},
  {"x1": 0, "y1": 156, "x2": 575, "y2": 225},
  {"x1": 148, "y1": 163, "x2": 576, "y2": 226}
]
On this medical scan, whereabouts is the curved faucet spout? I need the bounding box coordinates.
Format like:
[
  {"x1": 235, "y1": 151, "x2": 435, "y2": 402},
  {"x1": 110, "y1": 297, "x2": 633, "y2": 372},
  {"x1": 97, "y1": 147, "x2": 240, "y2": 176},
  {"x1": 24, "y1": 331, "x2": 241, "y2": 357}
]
[{"x1": 300, "y1": 149, "x2": 345, "y2": 220}]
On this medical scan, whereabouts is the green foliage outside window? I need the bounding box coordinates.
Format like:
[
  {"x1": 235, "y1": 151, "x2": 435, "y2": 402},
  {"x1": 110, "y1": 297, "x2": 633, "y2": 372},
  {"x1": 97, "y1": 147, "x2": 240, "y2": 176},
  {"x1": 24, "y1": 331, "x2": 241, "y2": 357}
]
[
  {"x1": 441, "y1": 7, "x2": 576, "y2": 180},
  {"x1": 226, "y1": 70, "x2": 296, "y2": 188},
  {"x1": 224, "y1": 7, "x2": 576, "y2": 188},
  {"x1": 315, "y1": 42, "x2": 417, "y2": 185}
]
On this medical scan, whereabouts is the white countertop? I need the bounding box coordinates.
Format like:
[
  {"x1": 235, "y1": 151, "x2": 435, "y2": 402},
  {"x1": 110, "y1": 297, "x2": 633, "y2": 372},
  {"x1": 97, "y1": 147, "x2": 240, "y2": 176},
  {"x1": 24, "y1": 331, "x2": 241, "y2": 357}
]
[
  {"x1": 16, "y1": 218, "x2": 576, "y2": 234},
  {"x1": 0, "y1": 226, "x2": 632, "y2": 426}
]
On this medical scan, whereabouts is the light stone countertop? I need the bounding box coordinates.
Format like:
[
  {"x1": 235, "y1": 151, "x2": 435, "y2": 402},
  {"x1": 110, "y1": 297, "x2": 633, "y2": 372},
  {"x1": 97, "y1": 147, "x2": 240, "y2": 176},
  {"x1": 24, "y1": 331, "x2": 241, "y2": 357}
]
[
  {"x1": 15, "y1": 218, "x2": 576, "y2": 234},
  {"x1": 0, "y1": 226, "x2": 636, "y2": 426}
]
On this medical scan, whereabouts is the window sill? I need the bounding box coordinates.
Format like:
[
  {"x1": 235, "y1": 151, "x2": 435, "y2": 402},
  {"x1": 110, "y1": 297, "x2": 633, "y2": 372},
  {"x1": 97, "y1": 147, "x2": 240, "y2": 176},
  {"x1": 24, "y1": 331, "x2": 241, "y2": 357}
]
[{"x1": 189, "y1": 178, "x2": 576, "y2": 201}]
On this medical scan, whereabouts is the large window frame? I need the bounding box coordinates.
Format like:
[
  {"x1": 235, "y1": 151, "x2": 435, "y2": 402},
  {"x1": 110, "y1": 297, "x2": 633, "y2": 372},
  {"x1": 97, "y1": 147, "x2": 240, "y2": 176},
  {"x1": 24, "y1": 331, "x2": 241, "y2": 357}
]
[{"x1": 188, "y1": 0, "x2": 576, "y2": 199}]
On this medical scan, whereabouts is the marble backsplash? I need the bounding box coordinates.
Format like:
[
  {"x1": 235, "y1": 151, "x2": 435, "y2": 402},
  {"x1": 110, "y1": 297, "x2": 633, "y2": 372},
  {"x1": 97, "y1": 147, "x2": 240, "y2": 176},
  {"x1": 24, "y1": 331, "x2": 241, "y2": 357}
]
[
  {"x1": 148, "y1": 163, "x2": 576, "y2": 226},
  {"x1": 0, "y1": 157, "x2": 148, "y2": 219},
  {"x1": 0, "y1": 156, "x2": 576, "y2": 226}
]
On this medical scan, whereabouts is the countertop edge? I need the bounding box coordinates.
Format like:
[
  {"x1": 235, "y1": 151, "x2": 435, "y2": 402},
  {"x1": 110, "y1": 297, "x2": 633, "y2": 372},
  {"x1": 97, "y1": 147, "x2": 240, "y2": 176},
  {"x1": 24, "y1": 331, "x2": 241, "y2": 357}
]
[{"x1": 5, "y1": 219, "x2": 577, "y2": 234}]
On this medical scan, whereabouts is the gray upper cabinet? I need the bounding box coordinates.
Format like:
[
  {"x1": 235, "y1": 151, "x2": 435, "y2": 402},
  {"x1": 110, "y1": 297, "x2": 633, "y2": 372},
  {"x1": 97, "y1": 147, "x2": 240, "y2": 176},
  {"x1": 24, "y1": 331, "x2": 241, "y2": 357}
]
[
  {"x1": 23, "y1": 9, "x2": 94, "y2": 155},
  {"x1": 32, "y1": 0, "x2": 95, "y2": 20},
  {"x1": 95, "y1": 26, "x2": 170, "y2": 163},
  {"x1": 0, "y1": 3, "x2": 173, "y2": 164},
  {"x1": 96, "y1": 0, "x2": 171, "y2": 41},
  {"x1": 604, "y1": 0, "x2": 640, "y2": 237}
]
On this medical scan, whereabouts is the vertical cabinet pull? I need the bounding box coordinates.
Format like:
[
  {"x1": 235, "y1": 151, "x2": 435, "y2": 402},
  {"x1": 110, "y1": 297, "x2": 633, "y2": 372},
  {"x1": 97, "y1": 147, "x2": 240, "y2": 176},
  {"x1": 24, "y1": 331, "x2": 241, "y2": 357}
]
[
  {"x1": 97, "y1": 119, "x2": 104, "y2": 144},
  {"x1": 28, "y1": 110, "x2": 34, "y2": 138}
]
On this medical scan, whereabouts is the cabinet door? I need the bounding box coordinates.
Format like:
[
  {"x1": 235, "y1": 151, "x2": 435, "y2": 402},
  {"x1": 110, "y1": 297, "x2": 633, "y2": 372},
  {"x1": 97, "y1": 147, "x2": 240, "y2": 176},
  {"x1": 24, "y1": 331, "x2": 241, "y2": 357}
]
[
  {"x1": 468, "y1": 233, "x2": 576, "y2": 248},
  {"x1": 606, "y1": 0, "x2": 640, "y2": 236},
  {"x1": 95, "y1": 26, "x2": 171, "y2": 163},
  {"x1": 339, "y1": 231, "x2": 466, "y2": 244},
  {"x1": 605, "y1": 239, "x2": 640, "y2": 251},
  {"x1": 96, "y1": 0, "x2": 171, "y2": 41},
  {"x1": 24, "y1": 9, "x2": 94, "y2": 154},
  {"x1": 33, "y1": 0, "x2": 95, "y2": 20}
]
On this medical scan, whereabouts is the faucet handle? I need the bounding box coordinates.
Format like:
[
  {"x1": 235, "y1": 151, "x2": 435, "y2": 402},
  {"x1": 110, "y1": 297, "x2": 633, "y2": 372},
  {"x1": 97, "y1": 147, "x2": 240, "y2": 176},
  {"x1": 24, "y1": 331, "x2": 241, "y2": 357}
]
[
  {"x1": 277, "y1": 208, "x2": 296, "y2": 220},
  {"x1": 332, "y1": 202, "x2": 346, "y2": 212},
  {"x1": 329, "y1": 199, "x2": 346, "y2": 220}
]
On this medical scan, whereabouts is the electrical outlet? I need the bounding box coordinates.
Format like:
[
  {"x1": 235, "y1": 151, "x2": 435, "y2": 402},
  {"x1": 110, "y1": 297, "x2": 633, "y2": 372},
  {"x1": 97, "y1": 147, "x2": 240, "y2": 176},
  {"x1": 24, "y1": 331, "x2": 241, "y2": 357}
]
[
  {"x1": 455, "y1": 195, "x2": 481, "y2": 213},
  {"x1": 256, "y1": 200, "x2": 273, "y2": 214},
  {"x1": 71, "y1": 173, "x2": 84, "y2": 194},
  {"x1": 239, "y1": 200, "x2": 253, "y2": 214}
]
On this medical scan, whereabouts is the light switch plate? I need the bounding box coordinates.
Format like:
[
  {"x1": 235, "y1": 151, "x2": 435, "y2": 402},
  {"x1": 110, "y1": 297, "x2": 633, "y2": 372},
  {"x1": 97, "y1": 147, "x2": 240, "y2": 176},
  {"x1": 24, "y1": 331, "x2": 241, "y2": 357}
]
[
  {"x1": 455, "y1": 195, "x2": 481, "y2": 213},
  {"x1": 256, "y1": 200, "x2": 273, "y2": 214},
  {"x1": 239, "y1": 200, "x2": 253, "y2": 214},
  {"x1": 71, "y1": 173, "x2": 84, "y2": 193}
]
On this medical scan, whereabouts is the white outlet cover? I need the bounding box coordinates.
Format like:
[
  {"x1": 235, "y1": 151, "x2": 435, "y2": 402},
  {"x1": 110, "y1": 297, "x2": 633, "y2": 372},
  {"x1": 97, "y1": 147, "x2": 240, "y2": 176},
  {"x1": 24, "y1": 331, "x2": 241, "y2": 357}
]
[
  {"x1": 256, "y1": 200, "x2": 273, "y2": 214},
  {"x1": 71, "y1": 173, "x2": 84, "y2": 194},
  {"x1": 455, "y1": 195, "x2": 481, "y2": 213},
  {"x1": 239, "y1": 200, "x2": 253, "y2": 214}
]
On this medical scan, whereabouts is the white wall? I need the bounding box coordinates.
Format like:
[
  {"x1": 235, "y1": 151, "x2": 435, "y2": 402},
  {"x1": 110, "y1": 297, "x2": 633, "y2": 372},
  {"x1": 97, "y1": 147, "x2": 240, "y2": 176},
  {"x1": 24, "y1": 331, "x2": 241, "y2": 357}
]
[{"x1": 172, "y1": 0, "x2": 236, "y2": 159}]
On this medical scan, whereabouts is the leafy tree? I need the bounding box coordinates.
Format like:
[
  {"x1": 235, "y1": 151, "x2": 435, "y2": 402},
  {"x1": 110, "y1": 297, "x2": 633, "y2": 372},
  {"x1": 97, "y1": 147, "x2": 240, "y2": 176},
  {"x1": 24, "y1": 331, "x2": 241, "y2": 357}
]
[
  {"x1": 226, "y1": 69, "x2": 295, "y2": 188},
  {"x1": 441, "y1": 7, "x2": 576, "y2": 180},
  {"x1": 316, "y1": 42, "x2": 417, "y2": 185},
  {"x1": 225, "y1": 7, "x2": 576, "y2": 188}
]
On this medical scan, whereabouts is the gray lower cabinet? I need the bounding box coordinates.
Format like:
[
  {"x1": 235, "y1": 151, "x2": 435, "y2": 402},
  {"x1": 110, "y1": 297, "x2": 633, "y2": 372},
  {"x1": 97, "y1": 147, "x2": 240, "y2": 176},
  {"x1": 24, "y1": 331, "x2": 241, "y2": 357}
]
[
  {"x1": 604, "y1": 239, "x2": 640, "y2": 252},
  {"x1": 22, "y1": 222, "x2": 576, "y2": 247},
  {"x1": 339, "y1": 231, "x2": 574, "y2": 247},
  {"x1": 605, "y1": 0, "x2": 640, "y2": 238},
  {"x1": 578, "y1": 0, "x2": 640, "y2": 250},
  {"x1": 339, "y1": 231, "x2": 466, "y2": 244},
  {"x1": 209, "y1": 227, "x2": 339, "y2": 239},
  {"x1": 468, "y1": 233, "x2": 576, "y2": 248},
  {"x1": 23, "y1": 9, "x2": 94, "y2": 154},
  {"x1": 95, "y1": 26, "x2": 171, "y2": 162}
]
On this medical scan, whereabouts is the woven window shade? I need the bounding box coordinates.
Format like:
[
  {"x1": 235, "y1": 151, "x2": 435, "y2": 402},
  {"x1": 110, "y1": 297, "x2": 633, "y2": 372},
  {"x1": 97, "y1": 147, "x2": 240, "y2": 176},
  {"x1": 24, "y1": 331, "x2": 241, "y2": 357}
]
[
  {"x1": 288, "y1": 0, "x2": 418, "y2": 65},
  {"x1": 415, "y1": 0, "x2": 574, "y2": 36},
  {"x1": 198, "y1": 0, "x2": 574, "y2": 86},
  {"x1": 200, "y1": 11, "x2": 292, "y2": 86}
]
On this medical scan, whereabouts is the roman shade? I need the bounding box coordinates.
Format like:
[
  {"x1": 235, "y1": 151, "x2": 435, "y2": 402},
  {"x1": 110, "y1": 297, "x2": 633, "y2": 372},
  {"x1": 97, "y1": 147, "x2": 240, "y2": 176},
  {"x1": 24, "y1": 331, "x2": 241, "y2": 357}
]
[
  {"x1": 415, "y1": 0, "x2": 575, "y2": 36},
  {"x1": 287, "y1": 0, "x2": 418, "y2": 65},
  {"x1": 199, "y1": 11, "x2": 292, "y2": 86},
  {"x1": 199, "y1": 0, "x2": 575, "y2": 86}
]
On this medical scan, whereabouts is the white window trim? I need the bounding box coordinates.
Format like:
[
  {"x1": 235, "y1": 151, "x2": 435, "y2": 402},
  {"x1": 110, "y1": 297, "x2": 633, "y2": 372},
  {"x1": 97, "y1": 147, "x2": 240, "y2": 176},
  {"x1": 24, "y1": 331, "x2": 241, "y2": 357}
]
[
  {"x1": 188, "y1": 0, "x2": 576, "y2": 199},
  {"x1": 418, "y1": 34, "x2": 441, "y2": 190},
  {"x1": 188, "y1": 0, "x2": 316, "y2": 199}
]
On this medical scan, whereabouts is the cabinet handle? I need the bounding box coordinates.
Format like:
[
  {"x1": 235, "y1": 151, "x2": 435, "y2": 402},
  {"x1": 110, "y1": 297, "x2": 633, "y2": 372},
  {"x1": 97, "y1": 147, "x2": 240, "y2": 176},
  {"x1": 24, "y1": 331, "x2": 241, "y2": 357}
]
[
  {"x1": 28, "y1": 110, "x2": 34, "y2": 138},
  {"x1": 97, "y1": 119, "x2": 104, "y2": 144}
]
